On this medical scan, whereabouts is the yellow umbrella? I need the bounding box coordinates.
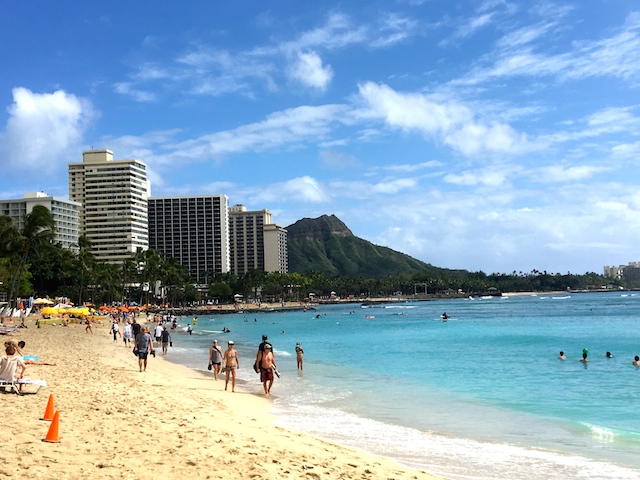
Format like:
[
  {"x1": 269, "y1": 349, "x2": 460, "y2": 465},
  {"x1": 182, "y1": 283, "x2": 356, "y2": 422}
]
[
  {"x1": 40, "y1": 307, "x2": 56, "y2": 315},
  {"x1": 34, "y1": 298, "x2": 54, "y2": 305}
]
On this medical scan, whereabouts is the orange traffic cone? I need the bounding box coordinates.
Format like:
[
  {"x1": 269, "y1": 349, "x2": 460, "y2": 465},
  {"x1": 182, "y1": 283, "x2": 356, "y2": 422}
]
[
  {"x1": 41, "y1": 394, "x2": 55, "y2": 421},
  {"x1": 43, "y1": 410, "x2": 60, "y2": 443}
]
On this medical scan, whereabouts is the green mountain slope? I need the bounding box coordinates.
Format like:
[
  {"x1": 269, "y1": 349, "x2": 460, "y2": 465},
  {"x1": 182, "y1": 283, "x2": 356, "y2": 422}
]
[{"x1": 286, "y1": 214, "x2": 463, "y2": 277}]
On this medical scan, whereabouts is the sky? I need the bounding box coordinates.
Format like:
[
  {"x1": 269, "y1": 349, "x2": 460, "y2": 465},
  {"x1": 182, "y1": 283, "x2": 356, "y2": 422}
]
[{"x1": 1, "y1": 1, "x2": 639, "y2": 275}]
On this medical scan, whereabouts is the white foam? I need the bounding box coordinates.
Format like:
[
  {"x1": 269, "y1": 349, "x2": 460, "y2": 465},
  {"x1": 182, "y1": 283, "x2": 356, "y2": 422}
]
[{"x1": 273, "y1": 405, "x2": 640, "y2": 480}]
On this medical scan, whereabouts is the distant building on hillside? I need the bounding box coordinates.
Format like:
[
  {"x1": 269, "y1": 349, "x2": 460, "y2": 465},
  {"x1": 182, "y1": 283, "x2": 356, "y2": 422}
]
[
  {"x1": 147, "y1": 195, "x2": 231, "y2": 283},
  {"x1": 0, "y1": 191, "x2": 80, "y2": 250},
  {"x1": 604, "y1": 262, "x2": 640, "y2": 281},
  {"x1": 228, "y1": 204, "x2": 288, "y2": 275},
  {"x1": 68, "y1": 149, "x2": 150, "y2": 263}
]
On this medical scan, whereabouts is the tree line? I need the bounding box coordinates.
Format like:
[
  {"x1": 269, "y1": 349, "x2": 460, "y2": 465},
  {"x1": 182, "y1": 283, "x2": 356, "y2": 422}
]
[{"x1": 0, "y1": 206, "x2": 623, "y2": 308}]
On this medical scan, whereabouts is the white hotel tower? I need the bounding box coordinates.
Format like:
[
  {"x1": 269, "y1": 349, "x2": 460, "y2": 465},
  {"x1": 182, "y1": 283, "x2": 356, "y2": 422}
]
[{"x1": 68, "y1": 149, "x2": 150, "y2": 263}]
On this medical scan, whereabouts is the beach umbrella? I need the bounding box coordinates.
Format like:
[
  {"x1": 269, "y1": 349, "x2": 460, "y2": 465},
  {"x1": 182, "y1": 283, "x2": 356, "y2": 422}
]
[
  {"x1": 99, "y1": 305, "x2": 109, "y2": 311},
  {"x1": 118, "y1": 306, "x2": 129, "y2": 312},
  {"x1": 40, "y1": 307, "x2": 56, "y2": 315},
  {"x1": 34, "y1": 298, "x2": 54, "y2": 305}
]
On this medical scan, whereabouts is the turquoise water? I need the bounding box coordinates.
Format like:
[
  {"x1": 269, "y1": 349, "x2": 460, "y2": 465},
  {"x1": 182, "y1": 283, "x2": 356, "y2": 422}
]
[{"x1": 163, "y1": 292, "x2": 640, "y2": 479}]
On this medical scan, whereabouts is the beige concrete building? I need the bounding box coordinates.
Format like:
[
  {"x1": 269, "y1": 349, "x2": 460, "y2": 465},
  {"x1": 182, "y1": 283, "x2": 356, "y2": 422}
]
[
  {"x1": 228, "y1": 204, "x2": 288, "y2": 274},
  {"x1": 68, "y1": 149, "x2": 150, "y2": 263},
  {"x1": 0, "y1": 191, "x2": 80, "y2": 250}
]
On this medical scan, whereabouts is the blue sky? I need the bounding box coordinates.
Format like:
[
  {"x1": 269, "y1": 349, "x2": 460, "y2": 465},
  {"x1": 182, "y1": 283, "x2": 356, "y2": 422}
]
[{"x1": 1, "y1": 1, "x2": 639, "y2": 275}]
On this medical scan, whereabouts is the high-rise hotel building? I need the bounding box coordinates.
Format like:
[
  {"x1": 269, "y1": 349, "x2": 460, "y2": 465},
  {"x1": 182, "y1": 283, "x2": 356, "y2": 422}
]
[
  {"x1": 229, "y1": 204, "x2": 288, "y2": 275},
  {"x1": 148, "y1": 195, "x2": 230, "y2": 283},
  {"x1": 0, "y1": 191, "x2": 80, "y2": 250},
  {"x1": 68, "y1": 149, "x2": 150, "y2": 263}
]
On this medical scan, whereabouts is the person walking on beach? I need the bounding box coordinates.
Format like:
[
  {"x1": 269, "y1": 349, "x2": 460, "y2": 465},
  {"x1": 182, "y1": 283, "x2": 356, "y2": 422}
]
[
  {"x1": 260, "y1": 343, "x2": 277, "y2": 397},
  {"x1": 111, "y1": 320, "x2": 120, "y2": 342},
  {"x1": 295, "y1": 342, "x2": 304, "y2": 370},
  {"x1": 223, "y1": 340, "x2": 239, "y2": 392},
  {"x1": 154, "y1": 322, "x2": 163, "y2": 346},
  {"x1": 161, "y1": 326, "x2": 171, "y2": 356},
  {"x1": 123, "y1": 321, "x2": 132, "y2": 346},
  {"x1": 85, "y1": 318, "x2": 93, "y2": 334},
  {"x1": 135, "y1": 327, "x2": 155, "y2": 372},
  {"x1": 209, "y1": 340, "x2": 223, "y2": 380},
  {"x1": 255, "y1": 334, "x2": 269, "y2": 373},
  {"x1": 131, "y1": 318, "x2": 141, "y2": 339}
]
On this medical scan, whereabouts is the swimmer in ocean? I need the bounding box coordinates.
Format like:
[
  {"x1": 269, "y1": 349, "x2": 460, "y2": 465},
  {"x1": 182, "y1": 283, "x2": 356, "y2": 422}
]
[
  {"x1": 558, "y1": 351, "x2": 566, "y2": 360},
  {"x1": 633, "y1": 356, "x2": 640, "y2": 366},
  {"x1": 580, "y1": 352, "x2": 589, "y2": 363}
]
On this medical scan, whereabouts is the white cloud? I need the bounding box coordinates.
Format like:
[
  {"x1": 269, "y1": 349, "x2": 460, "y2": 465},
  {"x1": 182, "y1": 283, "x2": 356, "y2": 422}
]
[
  {"x1": 458, "y1": 12, "x2": 640, "y2": 85},
  {"x1": 114, "y1": 82, "x2": 157, "y2": 102},
  {"x1": 319, "y1": 149, "x2": 359, "y2": 169},
  {"x1": 383, "y1": 160, "x2": 444, "y2": 173},
  {"x1": 288, "y1": 51, "x2": 333, "y2": 90},
  {"x1": 612, "y1": 140, "x2": 640, "y2": 157},
  {"x1": 530, "y1": 165, "x2": 609, "y2": 183},
  {"x1": 444, "y1": 169, "x2": 509, "y2": 187},
  {"x1": 356, "y1": 82, "x2": 530, "y2": 156},
  {"x1": 252, "y1": 176, "x2": 330, "y2": 204},
  {"x1": 0, "y1": 88, "x2": 96, "y2": 173}
]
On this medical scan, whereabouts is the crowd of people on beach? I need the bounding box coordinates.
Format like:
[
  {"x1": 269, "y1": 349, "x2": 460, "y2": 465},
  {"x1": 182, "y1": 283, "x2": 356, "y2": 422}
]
[{"x1": 98, "y1": 312, "x2": 304, "y2": 396}]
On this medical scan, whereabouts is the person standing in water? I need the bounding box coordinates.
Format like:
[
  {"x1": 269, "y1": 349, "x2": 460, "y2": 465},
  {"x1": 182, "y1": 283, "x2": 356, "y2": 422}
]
[
  {"x1": 223, "y1": 340, "x2": 239, "y2": 392},
  {"x1": 558, "y1": 351, "x2": 566, "y2": 360},
  {"x1": 260, "y1": 343, "x2": 277, "y2": 397},
  {"x1": 209, "y1": 340, "x2": 223, "y2": 380},
  {"x1": 633, "y1": 356, "x2": 640, "y2": 366},
  {"x1": 295, "y1": 342, "x2": 304, "y2": 370},
  {"x1": 160, "y1": 326, "x2": 171, "y2": 356}
]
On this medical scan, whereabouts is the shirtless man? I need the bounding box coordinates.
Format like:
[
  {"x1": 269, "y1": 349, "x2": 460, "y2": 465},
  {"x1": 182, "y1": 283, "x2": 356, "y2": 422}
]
[
  {"x1": 580, "y1": 352, "x2": 589, "y2": 363},
  {"x1": 223, "y1": 341, "x2": 239, "y2": 392},
  {"x1": 260, "y1": 343, "x2": 277, "y2": 397},
  {"x1": 558, "y1": 351, "x2": 566, "y2": 360},
  {"x1": 633, "y1": 356, "x2": 640, "y2": 366}
]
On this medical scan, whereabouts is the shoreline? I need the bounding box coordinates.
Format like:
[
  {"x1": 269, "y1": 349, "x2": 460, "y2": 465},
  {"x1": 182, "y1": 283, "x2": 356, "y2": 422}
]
[{"x1": 1, "y1": 315, "x2": 443, "y2": 479}]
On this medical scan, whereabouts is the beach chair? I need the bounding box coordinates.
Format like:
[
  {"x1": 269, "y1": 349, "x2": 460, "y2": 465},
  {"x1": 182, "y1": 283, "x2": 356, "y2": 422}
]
[
  {"x1": 0, "y1": 326, "x2": 18, "y2": 335},
  {"x1": 0, "y1": 378, "x2": 47, "y2": 395},
  {"x1": 17, "y1": 378, "x2": 47, "y2": 394},
  {"x1": 0, "y1": 353, "x2": 47, "y2": 394},
  {"x1": 0, "y1": 379, "x2": 21, "y2": 394}
]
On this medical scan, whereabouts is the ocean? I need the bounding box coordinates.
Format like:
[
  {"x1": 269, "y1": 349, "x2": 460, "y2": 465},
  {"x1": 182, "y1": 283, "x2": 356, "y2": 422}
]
[{"x1": 158, "y1": 291, "x2": 640, "y2": 479}]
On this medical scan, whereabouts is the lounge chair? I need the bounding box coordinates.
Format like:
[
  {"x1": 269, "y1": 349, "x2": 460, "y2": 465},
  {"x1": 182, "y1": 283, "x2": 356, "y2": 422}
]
[
  {"x1": 0, "y1": 377, "x2": 47, "y2": 395},
  {"x1": 0, "y1": 378, "x2": 21, "y2": 394},
  {"x1": 0, "y1": 354, "x2": 47, "y2": 394},
  {"x1": 0, "y1": 326, "x2": 18, "y2": 335}
]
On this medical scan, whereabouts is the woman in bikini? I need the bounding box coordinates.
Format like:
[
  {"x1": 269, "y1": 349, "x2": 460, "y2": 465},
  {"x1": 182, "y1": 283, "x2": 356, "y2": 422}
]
[{"x1": 223, "y1": 340, "x2": 239, "y2": 392}]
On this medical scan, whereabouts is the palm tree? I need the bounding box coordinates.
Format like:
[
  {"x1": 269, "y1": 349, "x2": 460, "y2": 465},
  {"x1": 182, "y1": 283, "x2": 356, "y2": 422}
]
[
  {"x1": 75, "y1": 235, "x2": 95, "y2": 305},
  {"x1": 5, "y1": 205, "x2": 56, "y2": 308}
]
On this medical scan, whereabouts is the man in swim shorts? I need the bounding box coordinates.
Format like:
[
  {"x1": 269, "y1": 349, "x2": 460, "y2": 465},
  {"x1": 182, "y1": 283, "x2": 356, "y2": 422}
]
[
  {"x1": 260, "y1": 344, "x2": 277, "y2": 397},
  {"x1": 135, "y1": 327, "x2": 155, "y2": 372}
]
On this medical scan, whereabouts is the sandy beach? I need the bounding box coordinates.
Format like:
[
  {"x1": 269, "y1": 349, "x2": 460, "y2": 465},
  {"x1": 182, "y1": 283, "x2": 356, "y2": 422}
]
[{"x1": 0, "y1": 316, "x2": 443, "y2": 480}]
